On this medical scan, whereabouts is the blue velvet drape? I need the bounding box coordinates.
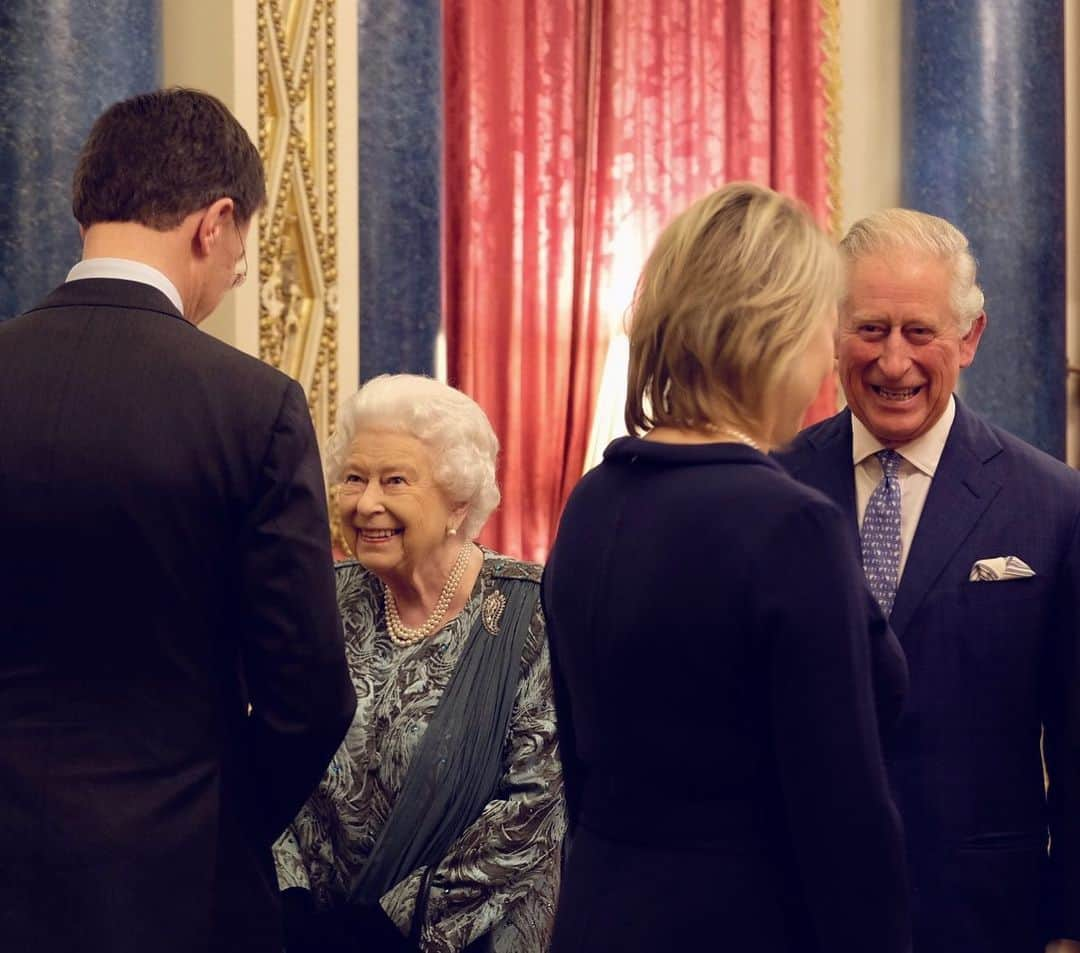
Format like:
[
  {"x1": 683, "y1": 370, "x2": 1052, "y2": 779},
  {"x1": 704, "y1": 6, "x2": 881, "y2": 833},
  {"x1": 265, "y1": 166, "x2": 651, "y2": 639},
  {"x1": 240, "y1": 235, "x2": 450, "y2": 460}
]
[
  {"x1": 902, "y1": 0, "x2": 1066, "y2": 458},
  {"x1": 357, "y1": 0, "x2": 442, "y2": 381},
  {"x1": 0, "y1": 0, "x2": 160, "y2": 321}
]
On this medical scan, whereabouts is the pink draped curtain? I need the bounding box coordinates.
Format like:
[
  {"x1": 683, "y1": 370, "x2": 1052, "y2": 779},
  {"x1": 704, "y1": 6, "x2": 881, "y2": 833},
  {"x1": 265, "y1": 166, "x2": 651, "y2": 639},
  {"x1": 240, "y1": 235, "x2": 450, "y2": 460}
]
[{"x1": 444, "y1": 0, "x2": 838, "y2": 562}]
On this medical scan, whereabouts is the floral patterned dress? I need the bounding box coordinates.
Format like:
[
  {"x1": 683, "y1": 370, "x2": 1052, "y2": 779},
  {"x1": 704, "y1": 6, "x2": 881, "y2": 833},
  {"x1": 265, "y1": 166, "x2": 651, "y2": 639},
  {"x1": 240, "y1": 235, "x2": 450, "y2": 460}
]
[{"x1": 274, "y1": 550, "x2": 565, "y2": 952}]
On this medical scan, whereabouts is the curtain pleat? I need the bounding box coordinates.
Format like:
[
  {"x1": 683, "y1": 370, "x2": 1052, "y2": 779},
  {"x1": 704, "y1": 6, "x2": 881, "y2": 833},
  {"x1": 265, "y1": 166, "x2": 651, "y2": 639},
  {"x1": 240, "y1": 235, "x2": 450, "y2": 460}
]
[{"x1": 444, "y1": 0, "x2": 836, "y2": 560}]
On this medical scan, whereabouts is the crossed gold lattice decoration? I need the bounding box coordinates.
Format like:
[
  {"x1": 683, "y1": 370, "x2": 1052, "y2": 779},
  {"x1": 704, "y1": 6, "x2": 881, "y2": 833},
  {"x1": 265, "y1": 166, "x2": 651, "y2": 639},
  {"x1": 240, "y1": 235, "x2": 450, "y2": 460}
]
[{"x1": 257, "y1": 0, "x2": 339, "y2": 445}]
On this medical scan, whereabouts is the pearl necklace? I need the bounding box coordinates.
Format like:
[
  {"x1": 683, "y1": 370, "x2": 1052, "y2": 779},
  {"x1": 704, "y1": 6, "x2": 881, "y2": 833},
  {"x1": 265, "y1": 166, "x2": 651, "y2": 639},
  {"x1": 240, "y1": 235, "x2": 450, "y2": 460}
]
[
  {"x1": 705, "y1": 423, "x2": 762, "y2": 451},
  {"x1": 383, "y1": 543, "x2": 473, "y2": 647}
]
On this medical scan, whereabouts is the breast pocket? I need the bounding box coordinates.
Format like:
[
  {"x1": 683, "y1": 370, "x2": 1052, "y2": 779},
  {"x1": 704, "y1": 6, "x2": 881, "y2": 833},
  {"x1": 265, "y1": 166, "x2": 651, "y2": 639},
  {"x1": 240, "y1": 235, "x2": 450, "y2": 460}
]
[
  {"x1": 945, "y1": 834, "x2": 1046, "y2": 950},
  {"x1": 943, "y1": 577, "x2": 1051, "y2": 709},
  {"x1": 953, "y1": 575, "x2": 1049, "y2": 632}
]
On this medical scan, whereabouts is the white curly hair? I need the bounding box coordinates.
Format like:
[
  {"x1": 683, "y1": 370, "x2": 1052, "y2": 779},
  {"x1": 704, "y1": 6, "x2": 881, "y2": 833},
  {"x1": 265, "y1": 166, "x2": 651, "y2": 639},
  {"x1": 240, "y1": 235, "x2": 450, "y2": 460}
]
[
  {"x1": 325, "y1": 374, "x2": 501, "y2": 540},
  {"x1": 840, "y1": 208, "x2": 985, "y2": 332}
]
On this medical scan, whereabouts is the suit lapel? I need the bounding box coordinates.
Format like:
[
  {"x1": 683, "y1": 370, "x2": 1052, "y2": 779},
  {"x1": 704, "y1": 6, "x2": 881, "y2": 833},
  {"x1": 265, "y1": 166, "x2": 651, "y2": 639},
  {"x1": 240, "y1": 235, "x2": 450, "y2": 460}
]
[
  {"x1": 888, "y1": 401, "x2": 1003, "y2": 637},
  {"x1": 786, "y1": 410, "x2": 861, "y2": 556}
]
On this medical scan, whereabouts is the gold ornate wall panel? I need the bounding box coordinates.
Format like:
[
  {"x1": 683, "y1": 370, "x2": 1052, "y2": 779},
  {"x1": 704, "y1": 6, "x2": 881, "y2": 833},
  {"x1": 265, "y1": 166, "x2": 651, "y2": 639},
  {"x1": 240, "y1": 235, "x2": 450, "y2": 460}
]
[
  {"x1": 820, "y1": 0, "x2": 842, "y2": 239},
  {"x1": 257, "y1": 0, "x2": 339, "y2": 445}
]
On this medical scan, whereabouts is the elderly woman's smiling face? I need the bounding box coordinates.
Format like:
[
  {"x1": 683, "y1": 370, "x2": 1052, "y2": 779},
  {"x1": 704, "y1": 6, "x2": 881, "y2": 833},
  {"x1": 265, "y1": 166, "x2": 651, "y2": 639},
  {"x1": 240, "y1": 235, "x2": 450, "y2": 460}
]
[{"x1": 338, "y1": 427, "x2": 465, "y2": 580}]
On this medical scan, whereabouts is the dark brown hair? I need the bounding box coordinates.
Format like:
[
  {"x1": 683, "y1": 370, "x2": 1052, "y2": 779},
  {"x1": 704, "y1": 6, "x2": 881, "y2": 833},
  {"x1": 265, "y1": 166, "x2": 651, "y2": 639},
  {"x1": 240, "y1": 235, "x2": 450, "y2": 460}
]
[{"x1": 72, "y1": 87, "x2": 266, "y2": 230}]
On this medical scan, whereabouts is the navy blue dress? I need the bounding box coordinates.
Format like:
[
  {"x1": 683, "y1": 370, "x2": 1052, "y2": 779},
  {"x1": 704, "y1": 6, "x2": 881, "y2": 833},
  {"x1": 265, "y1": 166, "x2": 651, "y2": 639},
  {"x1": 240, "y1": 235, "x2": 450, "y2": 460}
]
[{"x1": 542, "y1": 438, "x2": 910, "y2": 952}]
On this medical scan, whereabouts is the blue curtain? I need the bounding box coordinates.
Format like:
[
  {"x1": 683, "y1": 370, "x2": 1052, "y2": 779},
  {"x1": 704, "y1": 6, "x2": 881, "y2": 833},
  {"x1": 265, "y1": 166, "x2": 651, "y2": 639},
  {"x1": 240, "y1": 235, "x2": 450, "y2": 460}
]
[
  {"x1": 0, "y1": 0, "x2": 161, "y2": 320},
  {"x1": 902, "y1": 0, "x2": 1065, "y2": 458},
  {"x1": 357, "y1": 0, "x2": 442, "y2": 381}
]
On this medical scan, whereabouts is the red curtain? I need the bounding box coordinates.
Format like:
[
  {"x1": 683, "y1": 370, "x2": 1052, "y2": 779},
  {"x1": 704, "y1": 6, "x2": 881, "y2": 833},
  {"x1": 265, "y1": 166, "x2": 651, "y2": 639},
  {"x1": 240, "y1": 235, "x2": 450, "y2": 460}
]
[{"x1": 443, "y1": 0, "x2": 838, "y2": 562}]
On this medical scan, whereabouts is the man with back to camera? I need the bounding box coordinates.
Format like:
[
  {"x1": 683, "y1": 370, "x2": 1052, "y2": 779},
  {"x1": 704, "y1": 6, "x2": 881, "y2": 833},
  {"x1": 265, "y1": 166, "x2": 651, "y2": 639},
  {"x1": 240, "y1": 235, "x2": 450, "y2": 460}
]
[
  {"x1": 777, "y1": 208, "x2": 1080, "y2": 953},
  {"x1": 0, "y1": 88, "x2": 356, "y2": 952}
]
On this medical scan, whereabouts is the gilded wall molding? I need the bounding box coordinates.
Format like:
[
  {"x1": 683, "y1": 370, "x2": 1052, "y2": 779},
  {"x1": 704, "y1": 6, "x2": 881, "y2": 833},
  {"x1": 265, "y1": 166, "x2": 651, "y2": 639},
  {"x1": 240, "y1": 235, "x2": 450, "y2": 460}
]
[
  {"x1": 257, "y1": 0, "x2": 339, "y2": 444},
  {"x1": 820, "y1": 0, "x2": 843, "y2": 239}
]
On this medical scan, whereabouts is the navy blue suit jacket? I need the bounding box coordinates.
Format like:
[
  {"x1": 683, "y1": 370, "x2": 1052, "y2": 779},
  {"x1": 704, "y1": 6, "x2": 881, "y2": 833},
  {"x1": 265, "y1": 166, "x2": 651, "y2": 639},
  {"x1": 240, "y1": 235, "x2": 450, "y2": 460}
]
[{"x1": 776, "y1": 400, "x2": 1080, "y2": 953}]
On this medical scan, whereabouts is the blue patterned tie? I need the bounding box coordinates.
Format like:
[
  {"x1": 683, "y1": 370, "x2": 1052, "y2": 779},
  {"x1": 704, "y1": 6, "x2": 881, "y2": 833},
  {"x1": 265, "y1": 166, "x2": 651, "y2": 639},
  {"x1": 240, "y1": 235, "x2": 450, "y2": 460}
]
[{"x1": 861, "y1": 449, "x2": 902, "y2": 616}]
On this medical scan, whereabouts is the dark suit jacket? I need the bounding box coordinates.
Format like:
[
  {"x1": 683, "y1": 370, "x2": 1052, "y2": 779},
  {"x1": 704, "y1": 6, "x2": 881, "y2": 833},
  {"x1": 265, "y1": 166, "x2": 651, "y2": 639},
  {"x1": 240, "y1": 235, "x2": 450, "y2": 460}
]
[
  {"x1": 543, "y1": 437, "x2": 910, "y2": 953},
  {"x1": 776, "y1": 401, "x2": 1080, "y2": 953},
  {"x1": 0, "y1": 279, "x2": 357, "y2": 953}
]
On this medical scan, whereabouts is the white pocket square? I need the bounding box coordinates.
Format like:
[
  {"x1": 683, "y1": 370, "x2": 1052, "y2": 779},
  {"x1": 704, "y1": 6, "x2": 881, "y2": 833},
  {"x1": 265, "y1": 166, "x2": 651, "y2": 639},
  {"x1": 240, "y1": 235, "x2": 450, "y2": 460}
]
[{"x1": 969, "y1": 556, "x2": 1036, "y2": 582}]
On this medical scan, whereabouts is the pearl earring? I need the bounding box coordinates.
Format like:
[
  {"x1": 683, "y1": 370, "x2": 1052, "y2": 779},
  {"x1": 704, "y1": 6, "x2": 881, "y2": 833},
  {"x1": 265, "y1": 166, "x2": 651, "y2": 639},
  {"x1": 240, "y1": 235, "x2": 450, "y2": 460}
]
[{"x1": 448, "y1": 527, "x2": 457, "y2": 536}]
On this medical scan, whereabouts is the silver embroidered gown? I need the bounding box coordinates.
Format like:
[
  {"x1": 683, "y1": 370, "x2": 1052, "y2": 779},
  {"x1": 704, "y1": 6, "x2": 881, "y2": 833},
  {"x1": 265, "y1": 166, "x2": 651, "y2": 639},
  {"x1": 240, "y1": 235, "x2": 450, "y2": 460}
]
[{"x1": 274, "y1": 551, "x2": 565, "y2": 952}]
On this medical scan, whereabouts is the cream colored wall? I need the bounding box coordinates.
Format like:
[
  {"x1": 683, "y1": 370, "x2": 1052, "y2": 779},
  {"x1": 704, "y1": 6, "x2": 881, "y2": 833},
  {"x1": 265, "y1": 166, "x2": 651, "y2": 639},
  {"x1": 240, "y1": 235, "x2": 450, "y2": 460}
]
[
  {"x1": 159, "y1": 0, "x2": 360, "y2": 398},
  {"x1": 336, "y1": 10, "x2": 361, "y2": 397},
  {"x1": 835, "y1": 0, "x2": 901, "y2": 412},
  {"x1": 838, "y1": 0, "x2": 902, "y2": 233},
  {"x1": 161, "y1": 1, "x2": 260, "y2": 354}
]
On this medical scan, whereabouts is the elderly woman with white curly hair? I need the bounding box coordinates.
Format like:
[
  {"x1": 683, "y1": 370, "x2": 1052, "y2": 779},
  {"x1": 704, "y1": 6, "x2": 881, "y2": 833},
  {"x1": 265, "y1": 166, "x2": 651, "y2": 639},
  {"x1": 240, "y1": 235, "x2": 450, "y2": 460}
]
[{"x1": 273, "y1": 374, "x2": 565, "y2": 953}]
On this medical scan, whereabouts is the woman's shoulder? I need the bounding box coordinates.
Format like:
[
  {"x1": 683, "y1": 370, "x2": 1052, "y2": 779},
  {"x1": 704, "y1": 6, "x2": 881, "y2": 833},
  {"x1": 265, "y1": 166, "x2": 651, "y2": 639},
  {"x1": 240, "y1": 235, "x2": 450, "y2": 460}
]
[
  {"x1": 334, "y1": 558, "x2": 378, "y2": 591},
  {"x1": 480, "y1": 549, "x2": 542, "y2": 585},
  {"x1": 758, "y1": 465, "x2": 845, "y2": 517},
  {"x1": 749, "y1": 471, "x2": 848, "y2": 540},
  {"x1": 333, "y1": 560, "x2": 382, "y2": 636},
  {"x1": 670, "y1": 466, "x2": 850, "y2": 567},
  {"x1": 665, "y1": 456, "x2": 846, "y2": 529},
  {"x1": 479, "y1": 550, "x2": 548, "y2": 664}
]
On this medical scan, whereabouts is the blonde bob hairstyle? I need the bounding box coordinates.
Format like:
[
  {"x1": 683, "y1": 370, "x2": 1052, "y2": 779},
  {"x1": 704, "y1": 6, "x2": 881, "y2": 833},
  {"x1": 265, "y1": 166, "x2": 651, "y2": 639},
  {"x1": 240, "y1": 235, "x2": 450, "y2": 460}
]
[
  {"x1": 325, "y1": 374, "x2": 501, "y2": 540},
  {"x1": 625, "y1": 182, "x2": 842, "y2": 437}
]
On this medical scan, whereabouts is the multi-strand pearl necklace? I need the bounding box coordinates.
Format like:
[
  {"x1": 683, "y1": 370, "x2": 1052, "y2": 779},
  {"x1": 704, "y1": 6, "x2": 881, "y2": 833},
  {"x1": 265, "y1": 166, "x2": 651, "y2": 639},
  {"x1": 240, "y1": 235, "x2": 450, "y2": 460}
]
[{"x1": 383, "y1": 542, "x2": 473, "y2": 647}]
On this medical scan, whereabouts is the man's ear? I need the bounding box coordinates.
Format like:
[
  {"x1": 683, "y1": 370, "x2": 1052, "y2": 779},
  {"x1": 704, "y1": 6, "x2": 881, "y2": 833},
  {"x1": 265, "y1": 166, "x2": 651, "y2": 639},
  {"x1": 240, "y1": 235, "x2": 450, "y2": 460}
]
[
  {"x1": 192, "y1": 197, "x2": 236, "y2": 259},
  {"x1": 959, "y1": 311, "x2": 987, "y2": 369}
]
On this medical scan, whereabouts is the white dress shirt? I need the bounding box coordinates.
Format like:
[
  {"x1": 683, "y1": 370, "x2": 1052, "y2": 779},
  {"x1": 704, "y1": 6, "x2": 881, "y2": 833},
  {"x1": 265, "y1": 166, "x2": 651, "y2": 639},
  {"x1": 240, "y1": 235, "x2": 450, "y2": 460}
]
[
  {"x1": 67, "y1": 257, "x2": 184, "y2": 317},
  {"x1": 852, "y1": 395, "x2": 956, "y2": 581}
]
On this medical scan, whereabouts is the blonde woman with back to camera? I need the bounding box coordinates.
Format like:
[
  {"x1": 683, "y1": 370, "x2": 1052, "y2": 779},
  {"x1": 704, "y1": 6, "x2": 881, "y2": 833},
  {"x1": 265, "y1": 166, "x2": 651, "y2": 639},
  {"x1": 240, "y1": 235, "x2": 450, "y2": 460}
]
[
  {"x1": 274, "y1": 375, "x2": 565, "y2": 953},
  {"x1": 542, "y1": 182, "x2": 911, "y2": 952}
]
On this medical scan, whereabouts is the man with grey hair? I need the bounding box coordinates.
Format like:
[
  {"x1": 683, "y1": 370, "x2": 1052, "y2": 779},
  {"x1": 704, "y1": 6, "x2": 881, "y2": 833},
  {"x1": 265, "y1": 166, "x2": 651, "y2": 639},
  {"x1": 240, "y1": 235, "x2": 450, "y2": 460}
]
[{"x1": 777, "y1": 208, "x2": 1080, "y2": 953}]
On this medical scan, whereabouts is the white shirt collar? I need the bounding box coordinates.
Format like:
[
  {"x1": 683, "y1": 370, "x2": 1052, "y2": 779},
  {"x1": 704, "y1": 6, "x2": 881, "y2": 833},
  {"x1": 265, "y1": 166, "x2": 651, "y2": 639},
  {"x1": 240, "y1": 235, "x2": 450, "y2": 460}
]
[
  {"x1": 851, "y1": 394, "x2": 956, "y2": 477},
  {"x1": 67, "y1": 258, "x2": 184, "y2": 317}
]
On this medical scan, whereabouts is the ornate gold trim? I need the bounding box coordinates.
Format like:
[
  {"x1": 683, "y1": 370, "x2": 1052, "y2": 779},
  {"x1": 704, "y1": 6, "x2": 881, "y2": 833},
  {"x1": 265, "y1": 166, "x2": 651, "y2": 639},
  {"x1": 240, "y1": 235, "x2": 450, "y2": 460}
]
[
  {"x1": 819, "y1": 0, "x2": 843, "y2": 238},
  {"x1": 257, "y1": 0, "x2": 344, "y2": 551},
  {"x1": 256, "y1": 0, "x2": 339, "y2": 436}
]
